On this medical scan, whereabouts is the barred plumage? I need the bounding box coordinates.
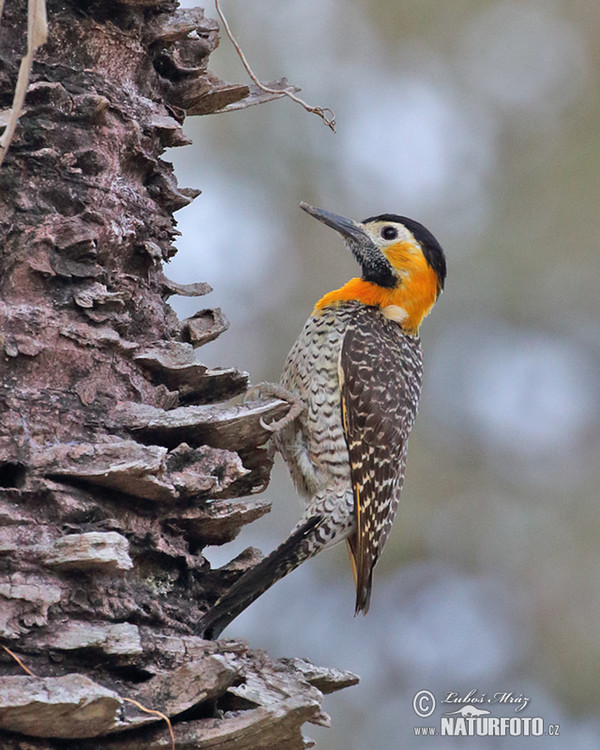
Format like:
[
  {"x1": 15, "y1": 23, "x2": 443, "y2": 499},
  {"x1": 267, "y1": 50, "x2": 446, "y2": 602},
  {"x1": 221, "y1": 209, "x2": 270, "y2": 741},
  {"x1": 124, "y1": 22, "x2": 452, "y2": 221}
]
[
  {"x1": 340, "y1": 304, "x2": 423, "y2": 612},
  {"x1": 198, "y1": 204, "x2": 445, "y2": 639}
]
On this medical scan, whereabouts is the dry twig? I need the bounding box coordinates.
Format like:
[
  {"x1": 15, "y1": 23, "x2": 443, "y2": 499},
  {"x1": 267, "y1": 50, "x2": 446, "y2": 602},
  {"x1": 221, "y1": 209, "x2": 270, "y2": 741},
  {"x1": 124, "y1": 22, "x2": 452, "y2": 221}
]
[
  {"x1": 0, "y1": 646, "x2": 175, "y2": 750},
  {"x1": 122, "y1": 697, "x2": 176, "y2": 750},
  {"x1": 0, "y1": 0, "x2": 48, "y2": 168},
  {"x1": 214, "y1": 0, "x2": 336, "y2": 132},
  {"x1": 1, "y1": 644, "x2": 36, "y2": 676}
]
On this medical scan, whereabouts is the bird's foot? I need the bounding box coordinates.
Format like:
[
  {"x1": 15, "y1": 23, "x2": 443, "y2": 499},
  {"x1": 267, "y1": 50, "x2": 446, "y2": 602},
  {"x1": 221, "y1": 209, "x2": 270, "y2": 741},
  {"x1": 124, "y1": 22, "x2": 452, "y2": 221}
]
[{"x1": 244, "y1": 382, "x2": 305, "y2": 433}]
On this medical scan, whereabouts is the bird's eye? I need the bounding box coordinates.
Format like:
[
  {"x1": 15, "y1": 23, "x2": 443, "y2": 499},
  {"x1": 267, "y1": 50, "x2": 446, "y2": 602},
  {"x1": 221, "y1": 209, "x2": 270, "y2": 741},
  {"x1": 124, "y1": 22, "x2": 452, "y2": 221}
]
[{"x1": 381, "y1": 226, "x2": 398, "y2": 240}]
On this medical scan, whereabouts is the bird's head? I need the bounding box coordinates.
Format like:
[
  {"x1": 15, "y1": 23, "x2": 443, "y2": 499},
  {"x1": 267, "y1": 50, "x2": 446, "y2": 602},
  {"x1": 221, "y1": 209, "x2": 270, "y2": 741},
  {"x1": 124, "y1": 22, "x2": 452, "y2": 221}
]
[{"x1": 301, "y1": 202, "x2": 446, "y2": 332}]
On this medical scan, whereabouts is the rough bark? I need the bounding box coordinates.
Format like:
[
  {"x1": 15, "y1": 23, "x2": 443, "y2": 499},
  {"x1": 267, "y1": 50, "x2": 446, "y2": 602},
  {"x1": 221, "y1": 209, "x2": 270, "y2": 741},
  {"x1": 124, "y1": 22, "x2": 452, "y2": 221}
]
[{"x1": 0, "y1": 1, "x2": 357, "y2": 747}]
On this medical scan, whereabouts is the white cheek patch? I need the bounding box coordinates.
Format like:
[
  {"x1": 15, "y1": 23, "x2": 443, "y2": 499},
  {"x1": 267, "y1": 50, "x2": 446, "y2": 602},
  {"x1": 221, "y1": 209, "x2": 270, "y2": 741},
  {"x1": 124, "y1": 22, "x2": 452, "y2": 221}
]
[
  {"x1": 381, "y1": 305, "x2": 409, "y2": 323},
  {"x1": 396, "y1": 226, "x2": 416, "y2": 244}
]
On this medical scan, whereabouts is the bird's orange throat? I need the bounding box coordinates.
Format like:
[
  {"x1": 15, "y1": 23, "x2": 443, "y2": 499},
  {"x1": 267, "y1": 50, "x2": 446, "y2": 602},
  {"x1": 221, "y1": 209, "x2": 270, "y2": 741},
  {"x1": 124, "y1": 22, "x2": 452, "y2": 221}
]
[{"x1": 314, "y1": 265, "x2": 440, "y2": 333}]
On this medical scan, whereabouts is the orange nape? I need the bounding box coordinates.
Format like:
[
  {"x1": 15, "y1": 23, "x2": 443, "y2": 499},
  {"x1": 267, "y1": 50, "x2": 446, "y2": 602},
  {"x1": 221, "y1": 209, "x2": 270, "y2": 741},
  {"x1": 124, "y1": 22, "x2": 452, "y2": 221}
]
[{"x1": 313, "y1": 240, "x2": 441, "y2": 333}]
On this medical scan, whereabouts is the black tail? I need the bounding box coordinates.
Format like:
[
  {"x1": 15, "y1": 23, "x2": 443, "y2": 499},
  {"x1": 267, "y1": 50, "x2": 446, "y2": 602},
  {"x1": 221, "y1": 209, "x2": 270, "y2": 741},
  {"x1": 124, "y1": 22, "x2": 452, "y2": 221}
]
[{"x1": 198, "y1": 515, "x2": 323, "y2": 639}]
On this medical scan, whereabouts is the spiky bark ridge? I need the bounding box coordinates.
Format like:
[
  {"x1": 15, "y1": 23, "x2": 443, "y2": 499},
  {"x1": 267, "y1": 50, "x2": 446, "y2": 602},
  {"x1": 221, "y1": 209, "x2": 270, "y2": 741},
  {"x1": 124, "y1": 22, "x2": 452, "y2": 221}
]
[{"x1": 0, "y1": 1, "x2": 357, "y2": 747}]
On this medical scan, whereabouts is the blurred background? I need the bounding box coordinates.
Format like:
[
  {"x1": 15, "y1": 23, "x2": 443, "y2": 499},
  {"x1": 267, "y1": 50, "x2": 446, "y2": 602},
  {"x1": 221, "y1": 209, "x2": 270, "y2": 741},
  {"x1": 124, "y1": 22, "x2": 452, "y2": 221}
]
[{"x1": 168, "y1": 0, "x2": 600, "y2": 747}]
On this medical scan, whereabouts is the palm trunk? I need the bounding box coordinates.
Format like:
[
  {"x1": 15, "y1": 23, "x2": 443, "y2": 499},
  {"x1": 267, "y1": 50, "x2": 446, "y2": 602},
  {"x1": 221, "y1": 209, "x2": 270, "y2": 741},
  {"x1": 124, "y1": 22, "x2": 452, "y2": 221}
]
[{"x1": 0, "y1": 1, "x2": 357, "y2": 747}]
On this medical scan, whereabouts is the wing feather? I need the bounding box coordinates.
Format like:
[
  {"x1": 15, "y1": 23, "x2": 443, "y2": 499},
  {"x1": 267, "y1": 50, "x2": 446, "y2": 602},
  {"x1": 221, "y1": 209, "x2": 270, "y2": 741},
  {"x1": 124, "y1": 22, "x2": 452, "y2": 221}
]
[{"x1": 340, "y1": 307, "x2": 423, "y2": 614}]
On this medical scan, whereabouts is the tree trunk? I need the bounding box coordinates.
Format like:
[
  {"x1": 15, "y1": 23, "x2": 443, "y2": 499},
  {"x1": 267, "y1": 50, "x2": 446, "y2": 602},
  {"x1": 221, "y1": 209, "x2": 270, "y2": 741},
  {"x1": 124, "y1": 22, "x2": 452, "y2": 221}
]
[{"x1": 0, "y1": 1, "x2": 357, "y2": 748}]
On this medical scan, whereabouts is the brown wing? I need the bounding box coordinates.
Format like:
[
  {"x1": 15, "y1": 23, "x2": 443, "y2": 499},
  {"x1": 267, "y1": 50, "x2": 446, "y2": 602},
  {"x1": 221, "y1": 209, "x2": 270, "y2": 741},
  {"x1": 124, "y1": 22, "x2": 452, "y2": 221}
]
[{"x1": 340, "y1": 307, "x2": 423, "y2": 614}]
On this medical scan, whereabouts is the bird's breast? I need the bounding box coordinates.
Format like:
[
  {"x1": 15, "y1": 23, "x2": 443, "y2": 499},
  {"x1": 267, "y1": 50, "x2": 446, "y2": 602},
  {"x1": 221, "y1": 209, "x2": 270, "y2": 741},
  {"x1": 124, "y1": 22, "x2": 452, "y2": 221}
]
[{"x1": 275, "y1": 304, "x2": 359, "y2": 498}]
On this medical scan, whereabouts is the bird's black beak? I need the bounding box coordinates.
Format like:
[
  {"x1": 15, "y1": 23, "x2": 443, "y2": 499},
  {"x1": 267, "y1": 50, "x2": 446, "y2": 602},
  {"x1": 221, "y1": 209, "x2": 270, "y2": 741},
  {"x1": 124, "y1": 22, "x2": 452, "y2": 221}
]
[
  {"x1": 300, "y1": 203, "x2": 369, "y2": 245},
  {"x1": 300, "y1": 202, "x2": 397, "y2": 289}
]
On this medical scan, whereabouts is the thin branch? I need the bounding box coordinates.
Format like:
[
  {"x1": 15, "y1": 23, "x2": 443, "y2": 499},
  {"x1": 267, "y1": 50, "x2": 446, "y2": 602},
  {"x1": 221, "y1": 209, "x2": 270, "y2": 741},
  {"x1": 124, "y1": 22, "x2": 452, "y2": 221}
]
[
  {"x1": 0, "y1": 0, "x2": 48, "y2": 168},
  {"x1": 1, "y1": 644, "x2": 36, "y2": 676},
  {"x1": 122, "y1": 697, "x2": 176, "y2": 750},
  {"x1": 214, "y1": 0, "x2": 335, "y2": 133}
]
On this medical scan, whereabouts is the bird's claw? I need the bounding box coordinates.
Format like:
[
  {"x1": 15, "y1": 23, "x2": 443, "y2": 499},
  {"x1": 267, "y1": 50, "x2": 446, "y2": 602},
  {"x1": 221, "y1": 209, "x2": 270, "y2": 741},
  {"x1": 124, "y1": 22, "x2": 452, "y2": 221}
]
[
  {"x1": 259, "y1": 411, "x2": 301, "y2": 433},
  {"x1": 245, "y1": 382, "x2": 305, "y2": 434},
  {"x1": 243, "y1": 383, "x2": 267, "y2": 404},
  {"x1": 259, "y1": 416, "x2": 278, "y2": 432}
]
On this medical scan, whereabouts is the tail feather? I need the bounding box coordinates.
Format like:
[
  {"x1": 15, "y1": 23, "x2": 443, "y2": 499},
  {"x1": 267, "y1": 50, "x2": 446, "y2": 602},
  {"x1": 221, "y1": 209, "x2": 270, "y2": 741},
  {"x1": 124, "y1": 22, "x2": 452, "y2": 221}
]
[
  {"x1": 198, "y1": 515, "x2": 323, "y2": 639},
  {"x1": 354, "y1": 568, "x2": 373, "y2": 615},
  {"x1": 346, "y1": 534, "x2": 373, "y2": 616}
]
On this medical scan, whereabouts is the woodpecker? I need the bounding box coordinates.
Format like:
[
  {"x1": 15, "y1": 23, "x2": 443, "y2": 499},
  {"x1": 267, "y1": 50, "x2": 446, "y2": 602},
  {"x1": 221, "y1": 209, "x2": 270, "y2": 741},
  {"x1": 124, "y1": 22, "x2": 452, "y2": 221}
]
[{"x1": 199, "y1": 203, "x2": 446, "y2": 639}]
